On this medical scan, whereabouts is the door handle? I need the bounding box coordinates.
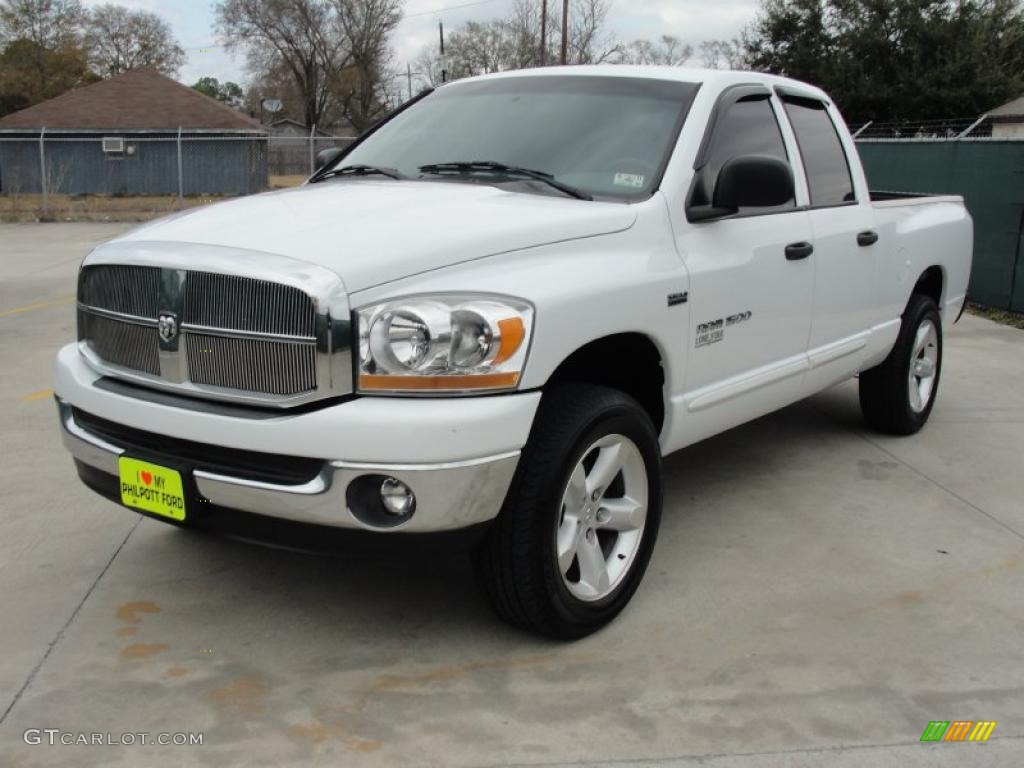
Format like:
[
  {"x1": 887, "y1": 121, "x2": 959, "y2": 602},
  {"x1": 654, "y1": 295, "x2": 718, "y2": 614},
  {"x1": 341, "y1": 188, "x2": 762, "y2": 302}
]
[
  {"x1": 785, "y1": 242, "x2": 813, "y2": 261},
  {"x1": 857, "y1": 230, "x2": 879, "y2": 246}
]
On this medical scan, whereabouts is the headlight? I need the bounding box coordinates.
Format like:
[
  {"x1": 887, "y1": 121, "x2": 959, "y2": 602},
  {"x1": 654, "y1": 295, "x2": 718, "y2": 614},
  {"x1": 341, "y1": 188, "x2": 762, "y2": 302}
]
[{"x1": 356, "y1": 295, "x2": 533, "y2": 394}]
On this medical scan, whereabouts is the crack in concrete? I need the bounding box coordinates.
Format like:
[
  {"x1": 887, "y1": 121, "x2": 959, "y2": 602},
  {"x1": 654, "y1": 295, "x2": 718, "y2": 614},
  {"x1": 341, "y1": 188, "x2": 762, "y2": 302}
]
[
  {"x1": 857, "y1": 432, "x2": 1024, "y2": 541},
  {"x1": 0, "y1": 517, "x2": 140, "y2": 726},
  {"x1": 498, "y1": 734, "x2": 1024, "y2": 767},
  {"x1": 809, "y1": 398, "x2": 1024, "y2": 542}
]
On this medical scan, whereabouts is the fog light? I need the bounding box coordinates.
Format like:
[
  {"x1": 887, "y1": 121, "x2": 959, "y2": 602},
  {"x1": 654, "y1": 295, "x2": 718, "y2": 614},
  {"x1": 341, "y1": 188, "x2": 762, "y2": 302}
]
[
  {"x1": 380, "y1": 477, "x2": 416, "y2": 517},
  {"x1": 346, "y1": 474, "x2": 417, "y2": 528}
]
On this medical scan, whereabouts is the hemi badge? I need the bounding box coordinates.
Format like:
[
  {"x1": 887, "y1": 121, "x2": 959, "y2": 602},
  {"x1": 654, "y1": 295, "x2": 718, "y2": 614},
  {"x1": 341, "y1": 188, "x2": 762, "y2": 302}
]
[{"x1": 667, "y1": 292, "x2": 688, "y2": 307}]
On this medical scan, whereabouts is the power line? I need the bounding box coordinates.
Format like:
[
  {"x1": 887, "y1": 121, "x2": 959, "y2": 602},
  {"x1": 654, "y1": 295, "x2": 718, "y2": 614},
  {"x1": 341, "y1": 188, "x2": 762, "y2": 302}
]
[{"x1": 404, "y1": 0, "x2": 504, "y2": 20}]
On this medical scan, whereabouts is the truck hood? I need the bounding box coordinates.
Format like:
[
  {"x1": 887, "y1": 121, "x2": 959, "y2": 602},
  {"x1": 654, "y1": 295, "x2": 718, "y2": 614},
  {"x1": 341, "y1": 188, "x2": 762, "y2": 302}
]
[{"x1": 113, "y1": 179, "x2": 637, "y2": 292}]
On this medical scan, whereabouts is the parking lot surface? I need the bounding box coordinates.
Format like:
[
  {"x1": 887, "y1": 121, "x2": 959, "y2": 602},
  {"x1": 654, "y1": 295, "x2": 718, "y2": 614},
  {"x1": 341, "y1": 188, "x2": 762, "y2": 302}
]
[{"x1": 1, "y1": 223, "x2": 1022, "y2": 767}]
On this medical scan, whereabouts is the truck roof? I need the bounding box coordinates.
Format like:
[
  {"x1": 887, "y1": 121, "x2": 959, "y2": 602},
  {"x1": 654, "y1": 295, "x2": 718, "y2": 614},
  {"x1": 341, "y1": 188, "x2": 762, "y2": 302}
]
[{"x1": 454, "y1": 65, "x2": 830, "y2": 103}]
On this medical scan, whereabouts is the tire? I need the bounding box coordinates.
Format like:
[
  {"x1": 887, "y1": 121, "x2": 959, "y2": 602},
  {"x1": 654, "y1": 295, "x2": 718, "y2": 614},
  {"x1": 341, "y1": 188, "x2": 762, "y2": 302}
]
[
  {"x1": 473, "y1": 383, "x2": 662, "y2": 639},
  {"x1": 859, "y1": 293, "x2": 943, "y2": 435}
]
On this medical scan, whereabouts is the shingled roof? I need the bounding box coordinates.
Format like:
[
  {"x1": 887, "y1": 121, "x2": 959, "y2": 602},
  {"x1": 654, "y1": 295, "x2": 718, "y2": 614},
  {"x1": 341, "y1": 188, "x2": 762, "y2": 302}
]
[{"x1": 0, "y1": 69, "x2": 263, "y2": 131}]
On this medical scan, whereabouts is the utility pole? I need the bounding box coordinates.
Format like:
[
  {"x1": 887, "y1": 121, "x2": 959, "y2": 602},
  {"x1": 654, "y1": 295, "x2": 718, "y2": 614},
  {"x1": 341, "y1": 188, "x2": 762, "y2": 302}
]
[
  {"x1": 540, "y1": 0, "x2": 547, "y2": 66},
  {"x1": 407, "y1": 62, "x2": 413, "y2": 100},
  {"x1": 439, "y1": 20, "x2": 447, "y2": 83},
  {"x1": 560, "y1": 0, "x2": 568, "y2": 66}
]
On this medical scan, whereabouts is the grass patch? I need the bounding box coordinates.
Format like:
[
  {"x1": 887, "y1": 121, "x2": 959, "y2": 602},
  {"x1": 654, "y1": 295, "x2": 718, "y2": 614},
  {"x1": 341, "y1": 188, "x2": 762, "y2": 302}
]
[
  {"x1": 2, "y1": 193, "x2": 223, "y2": 222},
  {"x1": 269, "y1": 174, "x2": 307, "y2": 189},
  {"x1": 967, "y1": 303, "x2": 1024, "y2": 330},
  {"x1": 0, "y1": 176, "x2": 305, "y2": 223}
]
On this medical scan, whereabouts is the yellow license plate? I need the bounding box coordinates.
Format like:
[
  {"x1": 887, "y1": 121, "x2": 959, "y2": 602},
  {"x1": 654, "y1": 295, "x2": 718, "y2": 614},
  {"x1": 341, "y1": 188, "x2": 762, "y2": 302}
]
[{"x1": 118, "y1": 457, "x2": 186, "y2": 521}]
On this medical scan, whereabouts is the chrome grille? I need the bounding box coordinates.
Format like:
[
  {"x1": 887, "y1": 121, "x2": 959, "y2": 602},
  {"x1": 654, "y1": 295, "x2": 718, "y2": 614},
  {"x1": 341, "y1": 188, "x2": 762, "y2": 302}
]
[
  {"x1": 77, "y1": 308, "x2": 160, "y2": 375},
  {"x1": 186, "y1": 334, "x2": 317, "y2": 395},
  {"x1": 183, "y1": 273, "x2": 316, "y2": 337},
  {"x1": 75, "y1": 262, "x2": 341, "y2": 405},
  {"x1": 78, "y1": 265, "x2": 160, "y2": 319}
]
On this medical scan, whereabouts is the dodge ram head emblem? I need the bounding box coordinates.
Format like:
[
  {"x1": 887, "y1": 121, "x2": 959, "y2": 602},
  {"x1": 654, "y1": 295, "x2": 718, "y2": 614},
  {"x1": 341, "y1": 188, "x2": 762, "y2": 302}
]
[{"x1": 158, "y1": 313, "x2": 178, "y2": 343}]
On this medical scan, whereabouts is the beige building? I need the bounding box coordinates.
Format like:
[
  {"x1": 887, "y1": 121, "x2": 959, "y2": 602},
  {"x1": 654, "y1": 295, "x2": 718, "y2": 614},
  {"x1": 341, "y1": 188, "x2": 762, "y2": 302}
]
[{"x1": 988, "y1": 95, "x2": 1024, "y2": 138}]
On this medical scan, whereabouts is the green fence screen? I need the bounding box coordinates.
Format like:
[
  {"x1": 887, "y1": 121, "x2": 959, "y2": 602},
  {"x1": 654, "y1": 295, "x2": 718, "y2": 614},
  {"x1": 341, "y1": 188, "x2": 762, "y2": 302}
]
[{"x1": 856, "y1": 140, "x2": 1024, "y2": 311}]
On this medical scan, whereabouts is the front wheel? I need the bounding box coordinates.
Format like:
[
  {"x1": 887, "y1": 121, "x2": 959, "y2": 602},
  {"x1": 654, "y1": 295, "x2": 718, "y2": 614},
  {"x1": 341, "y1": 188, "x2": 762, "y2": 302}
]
[
  {"x1": 473, "y1": 384, "x2": 662, "y2": 639},
  {"x1": 859, "y1": 293, "x2": 943, "y2": 435}
]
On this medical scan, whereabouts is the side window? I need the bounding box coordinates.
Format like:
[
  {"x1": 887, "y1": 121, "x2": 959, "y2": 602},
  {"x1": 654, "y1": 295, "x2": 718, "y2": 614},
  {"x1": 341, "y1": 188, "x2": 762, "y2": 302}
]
[
  {"x1": 696, "y1": 95, "x2": 793, "y2": 214},
  {"x1": 782, "y1": 98, "x2": 855, "y2": 206}
]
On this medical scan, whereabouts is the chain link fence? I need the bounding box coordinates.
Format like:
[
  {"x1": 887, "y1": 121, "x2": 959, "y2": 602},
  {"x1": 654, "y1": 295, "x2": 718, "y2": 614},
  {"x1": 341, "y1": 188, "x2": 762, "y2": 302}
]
[
  {"x1": 0, "y1": 131, "x2": 356, "y2": 221},
  {"x1": 849, "y1": 116, "x2": 993, "y2": 140}
]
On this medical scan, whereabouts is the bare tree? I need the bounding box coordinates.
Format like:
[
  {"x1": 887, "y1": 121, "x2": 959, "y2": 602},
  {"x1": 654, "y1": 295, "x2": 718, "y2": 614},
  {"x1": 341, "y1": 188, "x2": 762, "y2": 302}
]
[
  {"x1": 410, "y1": 0, "x2": 747, "y2": 92},
  {"x1": 217, "y1": 0, "x2": 343, "y2": 128},
  {"x1": 332, "y1": 0, "x2": 402, "y2": 131},
  {"x1": 618, "y1": 35, "x2": 692, "y2": 66},
  {"x1": 218, "y1": 0, "x2": 401, "y2": 131},
  {"x1": 0, "y1": 0, "x2": 84, "y2": 49},
  {"x1": 413, "y1": 48, "x2": 444, "y2": 88},
  {"x1": 508, "y1": 0, "x2": 617, "y2": 66},
  {"x1": 699, "y1": 38, "x2": 743, "y2": 69},
  {"x1": 508, "y1": 0, "x2": 549, "y2": 66},
  {"x1": 457, "y1": 21, "x2": 521, "y2": 73},
  {"x1": 85, "y1": 4, "x2": 185, "y2": 77},
  {"x1": 416, "y1": 19, "x2": 527, "y2": 84},
  {"x1": 568, "y1": 0, "x2": 618, "y2": 64},
  {"x1": 413, "y1": 0, "x2": 621, "y2": 86}
]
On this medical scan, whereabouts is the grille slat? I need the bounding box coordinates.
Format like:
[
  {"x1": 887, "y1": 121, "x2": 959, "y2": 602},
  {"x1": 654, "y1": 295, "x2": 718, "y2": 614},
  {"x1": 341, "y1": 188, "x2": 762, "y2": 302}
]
[
  {"x1": 185, "y1": 333, "x2": 316, "y2": 396},
  {"x1": 79, "y1": 265, "x2": 160, "y2": 318},
  {"x1": 78, "y1": 266, "x2": 324, "y2": 400},
  {"x1": 78, "y1": 309, "x2": 160, "y2": 375},
  {"x1": 183, "y1": 272, "x2": 316, "y2": 337}
]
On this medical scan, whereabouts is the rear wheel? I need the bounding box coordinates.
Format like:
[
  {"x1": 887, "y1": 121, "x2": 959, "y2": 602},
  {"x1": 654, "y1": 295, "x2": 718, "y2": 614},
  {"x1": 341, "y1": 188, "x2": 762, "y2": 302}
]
[
  {"x1": 859, "y1": 293, "x2": 943, "y2": 435},
  {"x1": 473, "y1": 384, "x2": 662, "y2": 639}
]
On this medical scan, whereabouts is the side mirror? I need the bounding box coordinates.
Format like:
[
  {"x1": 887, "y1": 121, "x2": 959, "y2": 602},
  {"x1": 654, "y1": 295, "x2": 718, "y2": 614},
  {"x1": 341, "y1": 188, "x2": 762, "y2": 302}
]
[
  {"x1": 714, "y1": 154, "x2": 793, "y2": 210},
  {"x1": 688, "y1": 155, "x2": 794, "y2": 222},
  {"x1": 315, "y1": 147, "x2": 343, "y2": 171}
]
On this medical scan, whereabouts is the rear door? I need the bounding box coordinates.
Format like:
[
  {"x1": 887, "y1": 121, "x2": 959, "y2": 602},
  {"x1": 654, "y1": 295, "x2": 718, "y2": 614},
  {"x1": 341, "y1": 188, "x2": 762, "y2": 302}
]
[
  {"x1": 672, "y1": 86, "x2": 815, "y2": 445},
  {"x1": 779, "y1": 94, "x2": 878, "y2": 386}
]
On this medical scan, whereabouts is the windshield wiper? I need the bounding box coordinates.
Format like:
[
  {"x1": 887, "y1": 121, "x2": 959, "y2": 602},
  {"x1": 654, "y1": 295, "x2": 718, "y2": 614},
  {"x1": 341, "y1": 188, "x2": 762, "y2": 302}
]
[
  {"x1": 313, "y1": 164, "x2": 407, "y2": 182},
  {"x1": 418, "y1": 161, "x2": 593, "y2": 201}
]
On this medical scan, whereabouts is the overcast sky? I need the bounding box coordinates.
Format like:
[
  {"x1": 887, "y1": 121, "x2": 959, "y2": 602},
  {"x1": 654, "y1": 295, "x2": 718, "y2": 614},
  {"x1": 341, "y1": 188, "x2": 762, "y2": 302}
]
[{"x1": 82, "y1": 0, "x2": 760, "y2": 88}]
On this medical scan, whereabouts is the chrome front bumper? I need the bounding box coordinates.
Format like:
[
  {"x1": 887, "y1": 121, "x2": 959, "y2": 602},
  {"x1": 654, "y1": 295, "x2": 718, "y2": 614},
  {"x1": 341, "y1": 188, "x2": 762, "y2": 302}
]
[{"x1": 58, "y1": 399, "x2": 519, "y2": 533}]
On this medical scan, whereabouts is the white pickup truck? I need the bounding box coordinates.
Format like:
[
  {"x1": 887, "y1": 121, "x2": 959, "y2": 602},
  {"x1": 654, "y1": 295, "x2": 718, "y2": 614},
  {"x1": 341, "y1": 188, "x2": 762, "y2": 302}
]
[{"x1": 55, "y1": 66, "x2": 972, "y2": 638}]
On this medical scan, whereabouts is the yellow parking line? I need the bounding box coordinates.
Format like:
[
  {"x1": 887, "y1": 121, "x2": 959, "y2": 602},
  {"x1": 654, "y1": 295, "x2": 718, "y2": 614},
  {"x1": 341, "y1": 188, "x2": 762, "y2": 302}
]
[
  {"x1": 22, "y1": 388, "x2": 54, "y2": 403},
  {"x1": 0, "y1": 295, "x2": 74, "y2": 318}
]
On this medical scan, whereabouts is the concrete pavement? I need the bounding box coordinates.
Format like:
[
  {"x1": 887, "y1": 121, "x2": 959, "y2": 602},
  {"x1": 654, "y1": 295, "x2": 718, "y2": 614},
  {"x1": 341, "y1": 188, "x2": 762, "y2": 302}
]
[{"x1": 1, "y1": 223, "x2": 1021, "y2": 767}]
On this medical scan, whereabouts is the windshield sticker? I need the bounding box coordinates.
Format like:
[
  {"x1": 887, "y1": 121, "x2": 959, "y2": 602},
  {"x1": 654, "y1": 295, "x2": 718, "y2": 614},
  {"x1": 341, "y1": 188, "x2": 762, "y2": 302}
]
[
  {"x1": 613, "y1": 172, "x2": 645, "y2": 189},
  {"x1": 695, "y1": 311, "x2": 752, "y2": 347}
]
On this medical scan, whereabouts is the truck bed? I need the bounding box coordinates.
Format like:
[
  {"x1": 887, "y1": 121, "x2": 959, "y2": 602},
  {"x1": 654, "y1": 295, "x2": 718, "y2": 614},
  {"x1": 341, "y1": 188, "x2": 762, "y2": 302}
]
[
  {"x1": 866, "y1": 191, "x2": 971, "y2": 328},
  {"x1": 870, "y1": 190, "x2": 964, "y2": 207}
]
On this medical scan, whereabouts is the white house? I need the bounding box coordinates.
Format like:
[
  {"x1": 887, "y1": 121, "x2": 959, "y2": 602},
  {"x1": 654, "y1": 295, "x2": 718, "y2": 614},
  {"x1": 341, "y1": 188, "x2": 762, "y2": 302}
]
[{"x1": 988, "y1": 95, "x2": 1024, "y2": 138}]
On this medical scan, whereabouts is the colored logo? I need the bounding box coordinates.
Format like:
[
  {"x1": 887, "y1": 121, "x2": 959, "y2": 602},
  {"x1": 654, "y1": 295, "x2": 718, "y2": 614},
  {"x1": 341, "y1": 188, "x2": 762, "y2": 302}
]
[{"x1": 920, "y1": 721, "x2": 997, "y2": 742}]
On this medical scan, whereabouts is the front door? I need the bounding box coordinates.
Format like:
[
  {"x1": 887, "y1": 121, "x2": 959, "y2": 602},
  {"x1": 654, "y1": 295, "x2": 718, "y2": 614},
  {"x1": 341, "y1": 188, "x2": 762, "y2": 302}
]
[{"x1": 672, "y1": 90, "x2": 815, "y2": 447}]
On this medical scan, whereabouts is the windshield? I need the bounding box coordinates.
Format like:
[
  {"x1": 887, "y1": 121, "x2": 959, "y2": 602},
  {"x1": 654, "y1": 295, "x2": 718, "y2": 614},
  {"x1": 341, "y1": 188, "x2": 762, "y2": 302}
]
[{"x1": 337, "y1": 75, "x2": 699, "y2": 201}]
